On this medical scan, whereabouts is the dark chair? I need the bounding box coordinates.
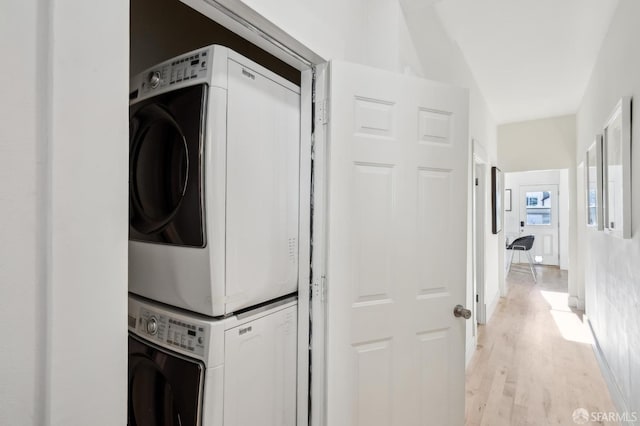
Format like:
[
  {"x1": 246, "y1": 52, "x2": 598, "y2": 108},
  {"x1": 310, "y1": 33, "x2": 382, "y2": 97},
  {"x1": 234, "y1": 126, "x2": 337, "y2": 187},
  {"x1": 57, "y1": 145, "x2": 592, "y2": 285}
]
[{"x1": 506, "y1": 235, "x2": 536, "y2": 282}]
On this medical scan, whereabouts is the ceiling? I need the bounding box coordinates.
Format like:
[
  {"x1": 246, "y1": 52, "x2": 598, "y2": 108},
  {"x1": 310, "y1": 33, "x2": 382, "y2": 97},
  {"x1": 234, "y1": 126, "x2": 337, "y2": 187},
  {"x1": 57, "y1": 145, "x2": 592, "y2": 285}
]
[{"x1": 433, "y1": 0, "x2": 619, "y2": 124}]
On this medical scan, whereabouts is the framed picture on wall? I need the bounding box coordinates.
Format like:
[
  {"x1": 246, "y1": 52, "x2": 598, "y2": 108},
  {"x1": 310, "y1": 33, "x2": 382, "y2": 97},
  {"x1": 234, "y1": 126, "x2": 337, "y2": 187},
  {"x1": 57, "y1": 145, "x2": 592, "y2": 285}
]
[
  {"x1": 491, "y1": 166, "x2": 503, "y2": 234},
  {"x1": 603, "y1": 96, "x2": 632, "y2": 239},
  {"x1": 586, "y1": 135, "x2": 604, "y2": 230}
]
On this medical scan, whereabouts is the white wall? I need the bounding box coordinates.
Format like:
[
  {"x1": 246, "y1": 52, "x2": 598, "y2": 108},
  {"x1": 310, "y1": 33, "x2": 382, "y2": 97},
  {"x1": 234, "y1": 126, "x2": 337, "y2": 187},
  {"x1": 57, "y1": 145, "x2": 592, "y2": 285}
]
[
  {"x1": 0, "y1": 1, "x2": 44, "y2": 424},
  {"x1": 1, "y1": 0, "x2": 129, "y2": 424},
  {"x1": 47, "y1": 1, "x2": 129, "y2": 424},
  {"x1": 472, "y1": 106, "x2": 501, "y2": 328},
  {"x1": 576, "y1": 0, "x2": 640, "y2": 414},
  {"x1": 230, "y1": 0, "x2": 414, "y2": 73},
  {"x1": 504, "y1": 170, "x2": 569, "y2": 270},
  {"x1": 498, "y1": 115, "x2": 576, "y2": 172},
  {"x1": 472, "y1": 140, "x2": 501, "y2": 329}
]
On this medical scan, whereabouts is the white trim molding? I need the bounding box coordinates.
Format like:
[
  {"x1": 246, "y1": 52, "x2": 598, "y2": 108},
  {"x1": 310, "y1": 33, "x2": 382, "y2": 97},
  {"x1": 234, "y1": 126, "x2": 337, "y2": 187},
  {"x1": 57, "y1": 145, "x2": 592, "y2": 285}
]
[{"x1": 587, "y1": 317, "x2": 634, "y2": 423}]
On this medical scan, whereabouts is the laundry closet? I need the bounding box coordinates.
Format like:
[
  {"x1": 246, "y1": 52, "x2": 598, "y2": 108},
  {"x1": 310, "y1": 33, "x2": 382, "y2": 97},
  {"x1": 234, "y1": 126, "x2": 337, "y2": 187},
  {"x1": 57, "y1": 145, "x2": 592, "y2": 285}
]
[
  {"x1": 127, "y1": 1, "x2": 472, "y2": 425},
  {"x1": 128, "y1": 1, "x2": 311, "y2": 425}
]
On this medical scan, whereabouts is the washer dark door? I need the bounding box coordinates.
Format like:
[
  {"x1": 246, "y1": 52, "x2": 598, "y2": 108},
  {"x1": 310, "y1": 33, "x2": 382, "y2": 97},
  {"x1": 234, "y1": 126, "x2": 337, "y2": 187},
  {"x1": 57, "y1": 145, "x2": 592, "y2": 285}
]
[
  {"x1": 129, "y1": 84, "x2": 207, "y2": 247},
  {"x1": 128, "y1": 335, "x2": 204, "y2": 426}
]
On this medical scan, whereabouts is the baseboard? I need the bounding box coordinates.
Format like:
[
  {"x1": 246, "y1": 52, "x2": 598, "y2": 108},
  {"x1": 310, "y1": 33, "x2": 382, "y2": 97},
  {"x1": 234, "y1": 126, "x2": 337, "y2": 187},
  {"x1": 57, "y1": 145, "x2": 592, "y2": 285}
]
[
  {"x1": 586, "y1": 317, "x2": 634, "y2": 423},
  {"x1": 568, "y1": 296, "x2": 585, "y2": 310},
  {"x1": 485, "y1": 291, "x2": 500, "y2": 323}
]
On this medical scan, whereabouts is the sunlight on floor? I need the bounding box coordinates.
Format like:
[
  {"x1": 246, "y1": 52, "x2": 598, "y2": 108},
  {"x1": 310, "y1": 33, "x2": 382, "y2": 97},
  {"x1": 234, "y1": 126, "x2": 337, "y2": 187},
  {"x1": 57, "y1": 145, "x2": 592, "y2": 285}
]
[
  {"x1": 540, "y1": 290, "x2": 593, "y2": 344},
  {"x1": 540, "y1": 290, "x2": 572, "y2": 312},
  {"x1": 467, "y1": 266, "x2": 616, "y2": 425}
]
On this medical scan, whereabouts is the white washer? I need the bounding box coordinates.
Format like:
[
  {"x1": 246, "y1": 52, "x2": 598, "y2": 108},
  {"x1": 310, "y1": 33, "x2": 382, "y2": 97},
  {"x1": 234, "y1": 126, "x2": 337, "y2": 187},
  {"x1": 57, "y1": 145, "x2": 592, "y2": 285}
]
[
  {"x1": 128, "y1": 293, "x2": 298, "y2": 426},
  {"x1": 128, "y1": 45, "x2": 301, "y2": 316}
]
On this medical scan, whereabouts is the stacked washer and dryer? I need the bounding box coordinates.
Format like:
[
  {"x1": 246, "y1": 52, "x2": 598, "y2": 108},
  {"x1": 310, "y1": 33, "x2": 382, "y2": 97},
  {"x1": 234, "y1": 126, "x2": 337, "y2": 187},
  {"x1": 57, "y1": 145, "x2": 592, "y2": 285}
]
[{"x1": 127, "y1": 45, "x2": 301, "y2": 426}]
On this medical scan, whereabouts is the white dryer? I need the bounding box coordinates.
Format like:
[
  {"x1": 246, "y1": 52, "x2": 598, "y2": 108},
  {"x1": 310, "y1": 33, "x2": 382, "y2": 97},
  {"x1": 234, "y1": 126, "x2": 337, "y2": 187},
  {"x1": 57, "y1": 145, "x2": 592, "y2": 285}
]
[
  {"x1": 128, "y1": 45, "x2": 300, "y2": 316},
  {"x1": 128, "y1": 293, "x2": 298, "y2": 426}
]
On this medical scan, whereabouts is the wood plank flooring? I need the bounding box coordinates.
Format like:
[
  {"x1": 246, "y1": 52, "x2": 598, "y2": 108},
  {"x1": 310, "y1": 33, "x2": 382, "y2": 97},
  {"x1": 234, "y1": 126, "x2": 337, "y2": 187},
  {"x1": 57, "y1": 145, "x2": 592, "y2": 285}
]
[{"x1": 465, "y1": 265, "x2": 616, "y2": 426}]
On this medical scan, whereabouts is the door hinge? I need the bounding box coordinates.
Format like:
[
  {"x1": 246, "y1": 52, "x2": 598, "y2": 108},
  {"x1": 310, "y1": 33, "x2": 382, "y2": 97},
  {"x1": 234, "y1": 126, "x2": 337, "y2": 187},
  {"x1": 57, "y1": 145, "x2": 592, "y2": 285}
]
[
  {"x1": 313, "y1": 275, "x2": 327, "y2": 303},
  {"x1": 475, "y1": 178, "x2": 479, "y2": 186},
  {"x1": 476, "y1": 294, "x2": 479, "y2": 303},
  {"x1": 317, "y1": 98, "x2": 329, "y2": 125}
]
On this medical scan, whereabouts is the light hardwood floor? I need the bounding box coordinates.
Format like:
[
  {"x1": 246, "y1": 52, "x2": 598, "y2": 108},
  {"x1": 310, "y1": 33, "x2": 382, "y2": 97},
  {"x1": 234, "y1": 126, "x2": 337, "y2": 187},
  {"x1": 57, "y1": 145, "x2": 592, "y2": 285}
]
[{"x1": 465, "y1": 265, "x2": 616, "y2": 426}]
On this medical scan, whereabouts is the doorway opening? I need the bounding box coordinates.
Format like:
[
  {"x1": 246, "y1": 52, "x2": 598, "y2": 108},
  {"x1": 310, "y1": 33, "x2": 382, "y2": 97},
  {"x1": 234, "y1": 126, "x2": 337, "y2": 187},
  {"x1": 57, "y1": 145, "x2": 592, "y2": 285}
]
[{"x1": 504, "y1": 169, "x2": 569, "y2": 277}]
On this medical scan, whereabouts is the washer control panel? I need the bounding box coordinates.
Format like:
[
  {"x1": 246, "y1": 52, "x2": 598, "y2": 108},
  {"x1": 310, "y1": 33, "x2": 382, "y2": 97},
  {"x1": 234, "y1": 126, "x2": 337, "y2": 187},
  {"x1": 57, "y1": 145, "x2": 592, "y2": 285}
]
[
  {"x1": 136, "y1": 308, "x2": 206, "y2": 356},
  {"x1": 139, "y1": 48, "x2": 210, "y2": 95}
]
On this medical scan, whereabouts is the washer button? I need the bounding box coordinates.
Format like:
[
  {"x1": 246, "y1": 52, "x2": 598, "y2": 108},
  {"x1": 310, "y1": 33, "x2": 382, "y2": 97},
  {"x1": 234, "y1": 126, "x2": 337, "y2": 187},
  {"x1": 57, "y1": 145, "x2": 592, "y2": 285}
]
[{"x1": 146, "y1": 317, "x2": 158, "y2": 335}]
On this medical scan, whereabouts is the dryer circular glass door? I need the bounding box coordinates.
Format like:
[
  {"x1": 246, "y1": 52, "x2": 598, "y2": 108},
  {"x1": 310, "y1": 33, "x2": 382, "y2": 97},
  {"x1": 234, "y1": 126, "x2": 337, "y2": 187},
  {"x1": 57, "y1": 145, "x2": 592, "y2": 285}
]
[
  {"x1": 130, "y1": 104, "x2": 189, "y2": 234},
  {"x1": 128, "y1": 84, "x2": 207, "y2": 247}
]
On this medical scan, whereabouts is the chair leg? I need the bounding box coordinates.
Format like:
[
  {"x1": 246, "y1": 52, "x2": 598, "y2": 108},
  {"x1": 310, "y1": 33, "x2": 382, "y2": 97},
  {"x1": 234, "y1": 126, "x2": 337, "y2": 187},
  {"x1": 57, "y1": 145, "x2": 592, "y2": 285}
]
[
  {"x1": 508, "y1": 249, "x2": 515, "y2": 273},
  {"x1": 526, "y1": 250, "x2": 537, "y2": 283}
]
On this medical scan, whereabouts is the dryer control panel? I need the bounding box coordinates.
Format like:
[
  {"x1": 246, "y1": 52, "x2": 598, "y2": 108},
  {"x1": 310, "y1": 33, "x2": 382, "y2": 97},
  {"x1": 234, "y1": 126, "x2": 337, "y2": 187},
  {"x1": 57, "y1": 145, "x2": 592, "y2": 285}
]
[
  {"x1": 137, "y1": 48, "x2": 210, "y2": 97},
  {"x1": 135, "y1": 307, "x2": 206, "y2": 357}
]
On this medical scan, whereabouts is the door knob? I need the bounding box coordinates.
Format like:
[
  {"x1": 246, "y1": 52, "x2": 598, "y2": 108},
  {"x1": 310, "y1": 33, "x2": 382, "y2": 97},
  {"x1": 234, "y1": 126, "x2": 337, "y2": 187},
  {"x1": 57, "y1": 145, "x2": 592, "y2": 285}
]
[{"x1": 453, "y1": 305, "x2": 472, "y2": 319}]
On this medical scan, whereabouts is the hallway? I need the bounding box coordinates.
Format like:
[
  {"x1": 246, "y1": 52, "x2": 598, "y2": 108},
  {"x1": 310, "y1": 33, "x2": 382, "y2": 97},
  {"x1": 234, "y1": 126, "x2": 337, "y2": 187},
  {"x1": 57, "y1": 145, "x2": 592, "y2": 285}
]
[{"x1": 465, "y1": 266, "x2": 616, "y2": 425}]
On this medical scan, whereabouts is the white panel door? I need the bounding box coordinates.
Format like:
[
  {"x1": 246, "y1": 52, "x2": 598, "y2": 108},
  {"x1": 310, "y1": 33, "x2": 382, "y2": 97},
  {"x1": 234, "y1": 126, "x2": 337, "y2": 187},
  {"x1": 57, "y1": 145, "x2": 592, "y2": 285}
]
[
  {"x1": 518, "y1": 184, "x2": 559, "y2": 266},
  {"x1": 325, "y1": 61, "x2": 469, "y2": 426}
]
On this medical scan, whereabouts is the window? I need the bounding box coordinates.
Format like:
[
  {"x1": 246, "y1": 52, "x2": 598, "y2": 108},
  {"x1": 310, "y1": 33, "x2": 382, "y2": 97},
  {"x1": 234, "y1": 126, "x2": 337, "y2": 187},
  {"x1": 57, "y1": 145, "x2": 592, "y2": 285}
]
[{"x1": 525, "y1": 191, "x2": 551, "y2": 225}]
